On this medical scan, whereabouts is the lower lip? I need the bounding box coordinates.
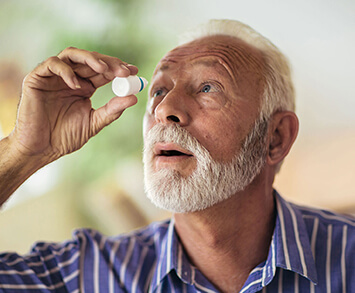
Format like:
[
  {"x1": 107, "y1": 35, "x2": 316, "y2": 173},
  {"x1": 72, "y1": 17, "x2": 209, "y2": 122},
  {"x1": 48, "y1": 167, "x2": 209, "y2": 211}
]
[{"x1": 155, "y1": 155, "x2": 193, "y2": 167}]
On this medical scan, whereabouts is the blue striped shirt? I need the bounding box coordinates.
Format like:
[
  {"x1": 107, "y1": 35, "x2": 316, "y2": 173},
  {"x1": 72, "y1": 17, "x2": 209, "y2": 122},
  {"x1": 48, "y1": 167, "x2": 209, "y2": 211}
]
[{"x1": 0, "y1": 190, "x2": 354, "y2": 292}]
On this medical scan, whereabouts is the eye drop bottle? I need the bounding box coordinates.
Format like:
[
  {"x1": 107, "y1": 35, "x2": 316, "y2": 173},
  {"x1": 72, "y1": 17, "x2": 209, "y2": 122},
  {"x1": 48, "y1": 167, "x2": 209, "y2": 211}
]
[{"x1": 112, "y1": 75, "x2": 148, "y2": 97}]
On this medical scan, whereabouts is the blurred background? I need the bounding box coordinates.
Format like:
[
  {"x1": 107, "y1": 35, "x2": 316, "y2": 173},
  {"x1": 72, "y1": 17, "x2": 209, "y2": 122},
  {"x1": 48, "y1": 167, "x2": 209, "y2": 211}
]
[{"x1": 0, "y1": 0, "x2": 354, "y2": 253}]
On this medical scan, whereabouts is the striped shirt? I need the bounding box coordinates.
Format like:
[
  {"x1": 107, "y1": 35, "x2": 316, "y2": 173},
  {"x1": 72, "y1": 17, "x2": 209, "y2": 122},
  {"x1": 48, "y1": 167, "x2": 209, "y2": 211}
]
[{"x1": 0, "y1": 190, "x2": 354, "y2": 292}]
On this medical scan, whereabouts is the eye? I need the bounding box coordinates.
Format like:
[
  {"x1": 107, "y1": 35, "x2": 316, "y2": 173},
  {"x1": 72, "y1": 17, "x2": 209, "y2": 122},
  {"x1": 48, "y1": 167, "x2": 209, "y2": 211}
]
[
  {"x1": 153, "y1": 89, "x2": 164, "y2": 98},
  {"x1": 201, "y1": 84, "x2": 211, "y2": 93}
]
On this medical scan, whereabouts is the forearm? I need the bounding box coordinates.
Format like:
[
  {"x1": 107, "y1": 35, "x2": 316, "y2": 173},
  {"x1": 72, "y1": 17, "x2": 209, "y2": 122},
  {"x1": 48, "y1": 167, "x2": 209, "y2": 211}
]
[{"x1": 0, "y1": 136, "x2": 48, "y2": 206}]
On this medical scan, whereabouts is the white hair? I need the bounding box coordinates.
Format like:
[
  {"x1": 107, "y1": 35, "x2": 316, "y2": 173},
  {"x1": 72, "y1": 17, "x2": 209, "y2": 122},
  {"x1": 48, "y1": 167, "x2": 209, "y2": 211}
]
[
  {"x1": 178, "y1": 19, "x2": 295, "y2": 120},
  {"x1": 143, "y1": 118, "x2": 268, "y2": 213}
]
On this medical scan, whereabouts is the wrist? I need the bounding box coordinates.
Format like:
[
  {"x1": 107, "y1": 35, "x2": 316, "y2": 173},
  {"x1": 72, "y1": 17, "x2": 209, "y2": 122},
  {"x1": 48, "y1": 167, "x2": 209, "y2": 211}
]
[
  {"x1": 0, "y1": 135, "x2": 56, "y2": 205},
  {"x1": 5, "y1": 135, "x2": 53, "y2": 175}
]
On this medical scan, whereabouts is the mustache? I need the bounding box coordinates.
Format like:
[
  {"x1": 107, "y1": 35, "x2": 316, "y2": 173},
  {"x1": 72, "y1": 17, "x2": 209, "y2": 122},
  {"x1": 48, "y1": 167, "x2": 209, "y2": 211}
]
[{"x1": 143, "y1": 124, "x2": 209, "y2": 158}]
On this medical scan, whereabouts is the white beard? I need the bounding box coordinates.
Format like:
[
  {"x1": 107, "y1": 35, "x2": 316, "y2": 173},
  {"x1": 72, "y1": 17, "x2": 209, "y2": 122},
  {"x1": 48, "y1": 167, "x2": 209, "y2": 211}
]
[{"x1": 143, "y1": 118, "x2": 268, "y2": 213}]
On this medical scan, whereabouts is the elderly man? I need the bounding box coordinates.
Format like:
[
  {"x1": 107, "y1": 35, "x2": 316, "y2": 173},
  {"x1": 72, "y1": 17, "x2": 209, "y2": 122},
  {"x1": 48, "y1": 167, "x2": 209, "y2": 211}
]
[{"x1": 0, "y1": 19, "x2": 354, "y2": 293}]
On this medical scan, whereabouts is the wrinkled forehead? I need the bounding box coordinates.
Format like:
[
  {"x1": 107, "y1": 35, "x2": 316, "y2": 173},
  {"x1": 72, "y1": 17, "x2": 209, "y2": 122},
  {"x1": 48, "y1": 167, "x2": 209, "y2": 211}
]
[{"x1": 153, "y1": 35, "x2": 266, "y2": 80}]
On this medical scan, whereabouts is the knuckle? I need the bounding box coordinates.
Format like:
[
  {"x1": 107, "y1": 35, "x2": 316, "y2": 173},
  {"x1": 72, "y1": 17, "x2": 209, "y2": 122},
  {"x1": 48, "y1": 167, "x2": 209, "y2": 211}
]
[
  {"x1": 33, "y1": 57, "x2": 57, "y2": 71},
  {"x1": 22, "y1": 73, "x2": 31, "y2": 84},
  {"x1": 65, "y1": 46, "x2": 77, "y2": 52},
  {"x1": 47, "y1": 56, "x2": 59, "y2": 63},
  {"x1": 58, "y1": 46, "x2": 78, "y2": 58},
  {"x1": 44, "y1": 56, "x2": 60, "y2": 67},
  {"x1": 88, "y1": 51, "x2": 102, "y2": 62}
]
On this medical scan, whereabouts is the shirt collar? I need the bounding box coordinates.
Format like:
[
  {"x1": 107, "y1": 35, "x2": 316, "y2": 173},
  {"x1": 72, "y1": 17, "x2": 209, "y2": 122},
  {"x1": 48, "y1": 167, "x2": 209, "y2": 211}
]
[
  {"x1": 150, "y1": 218, "x2": 217, "y2": 291},
  {"x1": 150, "y1": 218, "x2": 180, "y2": 291},
  {"x1": 151, "y1": 190, "x2": 318, "y2": 291}
]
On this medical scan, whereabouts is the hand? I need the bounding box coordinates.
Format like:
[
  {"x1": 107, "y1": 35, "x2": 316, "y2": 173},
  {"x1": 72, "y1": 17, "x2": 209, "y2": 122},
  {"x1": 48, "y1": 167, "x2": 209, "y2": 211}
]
[{"x1": 10, "y1": 47, "x2": 139, "y2": 164}]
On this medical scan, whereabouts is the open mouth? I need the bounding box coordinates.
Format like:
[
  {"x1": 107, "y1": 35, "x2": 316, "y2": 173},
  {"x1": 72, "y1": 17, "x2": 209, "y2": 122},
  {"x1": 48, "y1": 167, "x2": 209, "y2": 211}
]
[
  {"x1": 159, "y1": 150, "x2": 192, "y2": 157},
  {"x1": 154, "y1": 143, "x2": 194, "y2": 158},
  {"x1": 152, "y1": 143, "x2": 195, "y2": 172}
]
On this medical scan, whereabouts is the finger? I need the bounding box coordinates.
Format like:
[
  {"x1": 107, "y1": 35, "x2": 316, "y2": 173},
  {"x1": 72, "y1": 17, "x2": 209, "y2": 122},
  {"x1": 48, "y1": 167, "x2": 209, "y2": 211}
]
[
  {"x1": 90, "y1": 95, "x2": 138, "y2": 136},
  {"x1": 125, "y1": 64, "x2": 139, "y2": 76},
  {"x1": 72, "y1": 63, "x2": 115, "y2": 84},
  {"x1": 72, "y1": 64, "x2": 98, "y2": 78},
  {"x1": 74, "y1": 62, "x2": 139, "y2": 81},
  {"x1": 59, "y1": 47, "x2": 132, "y2": 79},
  {"x1": 88, "y1": 73, "x2": 114, "y2": 89},
  {"x1": 34, "y1": 56, "x2": 81, "y2": 90},
  {"x1": 58, "y1": 47, "x2": 109, "y2": 74},
  {"x1": 87, "y1": 62, "x2": 140, "y2": 88},
  {"x1": 74, "y1": 64, "x2": 136, "y2": 89}
]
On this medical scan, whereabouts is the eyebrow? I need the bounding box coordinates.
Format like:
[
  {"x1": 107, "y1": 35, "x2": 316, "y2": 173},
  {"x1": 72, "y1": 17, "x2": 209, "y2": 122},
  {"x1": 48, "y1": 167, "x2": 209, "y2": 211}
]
[
  {"x1": 191, "y1": 57, "x2": 235, "y2": 81},
  {"x1": 158, "y1": 58, "x2": 225, "y2": 72},
  {"x1": 158, "y1": 56, "x2": 220, "y2": 70},
  {"x1": 155, "y1": 56, "x2": 234, "y2": 83},
  {"x1": 159, "y1": 64, "x2": 170, "y2": 71},
  {"x1": 156, "y1": 58, "x2": 178, "y2": 72}
]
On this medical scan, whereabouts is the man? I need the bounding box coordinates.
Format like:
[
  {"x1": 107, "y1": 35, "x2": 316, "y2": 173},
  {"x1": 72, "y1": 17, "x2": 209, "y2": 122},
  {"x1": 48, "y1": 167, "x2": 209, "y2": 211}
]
[{"x1": 0, "y1": 19, "x2": 354, "y2": 293}]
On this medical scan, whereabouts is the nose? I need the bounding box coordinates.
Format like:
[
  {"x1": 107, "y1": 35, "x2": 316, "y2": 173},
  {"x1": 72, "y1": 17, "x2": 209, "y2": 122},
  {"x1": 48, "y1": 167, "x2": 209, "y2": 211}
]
[{"x1": 154, "y1": 90, "x2": 189, "y2": 126}]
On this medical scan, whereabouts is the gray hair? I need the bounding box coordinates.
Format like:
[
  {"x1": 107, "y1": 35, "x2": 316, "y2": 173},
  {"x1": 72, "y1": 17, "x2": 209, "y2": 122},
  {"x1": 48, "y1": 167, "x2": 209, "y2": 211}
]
[{"x1": 178, "y1": 19, "x2": 295, "y2": 120}]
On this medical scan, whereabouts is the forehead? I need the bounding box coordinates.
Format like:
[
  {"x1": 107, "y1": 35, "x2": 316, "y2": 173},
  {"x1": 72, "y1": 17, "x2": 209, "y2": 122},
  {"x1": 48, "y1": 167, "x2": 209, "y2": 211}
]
[{"x1": 154, "y1": 35, "x2": 265, "y2": 79}]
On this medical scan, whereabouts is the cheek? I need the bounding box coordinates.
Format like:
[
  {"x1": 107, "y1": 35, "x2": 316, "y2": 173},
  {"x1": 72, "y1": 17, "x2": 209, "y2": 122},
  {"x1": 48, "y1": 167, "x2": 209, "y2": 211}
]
[
  {"x1": 195, "y1": 91, "x2": 228, "y2": 110},
  {"x1": 143, "y1": 113, "x2": 155, "y2": 137},
  {"x1": 193, "y1": 115, "x2": 243, "y2": 162}
]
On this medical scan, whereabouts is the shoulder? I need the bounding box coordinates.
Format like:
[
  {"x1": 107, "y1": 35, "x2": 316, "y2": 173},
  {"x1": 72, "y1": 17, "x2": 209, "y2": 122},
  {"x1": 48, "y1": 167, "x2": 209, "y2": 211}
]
[
  {"x1": 70, "y1": 220, "x2": 172, "y2": 291},
  {"x1": 0, "y1": 221, "x2": 171, "y2": 291},
  {"x1": 289, "y1": 202, "x2": 355, "y2": 265},
  {"x1": 0, "y1": 219, "x2": 171, "y2": 272},
  {"x1": 291, "y1": 202, "x2": 355, "y2": 231},
  {"x1": 275, "y1": 191, "x2": 355, "y2": 229},
  {"x1": 0, "y1": 235, "x2": 82, "y2": 291},
  {"x1": 75, "y1": 219, "x2": 170, "y2": 242},
  {"x1": 72, "y1": 219, "x2": 171, "y2": 256}
]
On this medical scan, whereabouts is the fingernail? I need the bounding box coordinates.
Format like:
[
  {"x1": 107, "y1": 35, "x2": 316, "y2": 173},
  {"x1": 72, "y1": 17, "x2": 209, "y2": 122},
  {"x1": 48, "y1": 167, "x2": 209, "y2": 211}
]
[
  {"x1": 99, "y1": 59, "x2": 108, "y2": 67},
  {"x1": 120, "y1": 64, "x2": 129, "y2": 71},
  {"x1": 73, "y1": 77, "x2": 81, "y2": 89}
]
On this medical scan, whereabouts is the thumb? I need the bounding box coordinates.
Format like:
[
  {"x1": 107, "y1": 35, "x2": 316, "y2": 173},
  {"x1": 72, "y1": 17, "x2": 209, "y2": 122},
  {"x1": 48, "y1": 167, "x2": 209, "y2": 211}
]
[{"x1": 90, "y1": 95, "x2": 138, "y2": 137}]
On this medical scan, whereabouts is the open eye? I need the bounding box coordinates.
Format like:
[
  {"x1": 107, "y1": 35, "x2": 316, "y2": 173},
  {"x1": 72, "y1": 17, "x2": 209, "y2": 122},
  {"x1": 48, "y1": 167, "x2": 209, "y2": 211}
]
[
  {"x1": 201, "y1": 84, "x2": 211, "y2": 93},
  {"x1": 153, "y1": 90, "x2": 163, "y2": 98},
  {"x1": 153, "y1": 89, "x2": 164, "y2": 97}
]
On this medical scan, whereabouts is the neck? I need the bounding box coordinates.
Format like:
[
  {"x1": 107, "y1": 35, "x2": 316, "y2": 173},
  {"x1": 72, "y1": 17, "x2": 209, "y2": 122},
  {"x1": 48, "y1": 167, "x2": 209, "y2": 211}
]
[{"x1": 173, "y1": 171, "x2": 276, "y2": 293}]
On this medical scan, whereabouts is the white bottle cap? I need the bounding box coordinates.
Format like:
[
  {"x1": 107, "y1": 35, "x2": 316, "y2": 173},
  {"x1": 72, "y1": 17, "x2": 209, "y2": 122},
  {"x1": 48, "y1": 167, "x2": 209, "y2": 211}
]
[{"x1": 112, "y1": 75, "x2": 148, "y2": 97}]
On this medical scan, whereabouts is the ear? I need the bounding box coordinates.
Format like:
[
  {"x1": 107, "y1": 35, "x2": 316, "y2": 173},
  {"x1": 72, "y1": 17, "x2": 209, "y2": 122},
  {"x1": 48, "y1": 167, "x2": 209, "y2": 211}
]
[{"x1": 267, "y1": 111, "x2": 299, "y2": 167}]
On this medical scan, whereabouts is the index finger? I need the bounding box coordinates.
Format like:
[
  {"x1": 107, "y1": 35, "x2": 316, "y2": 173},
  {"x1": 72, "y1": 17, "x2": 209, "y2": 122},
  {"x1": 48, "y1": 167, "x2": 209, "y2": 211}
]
[{"x1": 58, "y1": 47, "x2": 137, "y2": 78}]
